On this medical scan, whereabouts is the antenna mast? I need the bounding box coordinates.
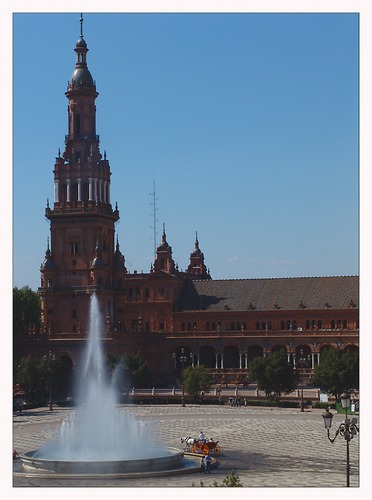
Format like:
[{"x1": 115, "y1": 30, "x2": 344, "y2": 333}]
[{"x1": 150, "y1": 180, "x2": 158, "y2": 261}]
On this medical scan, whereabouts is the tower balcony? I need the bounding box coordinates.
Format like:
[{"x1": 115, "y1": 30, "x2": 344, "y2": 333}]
[{"x1": 65, "y1": 134, "x2": 100, "y2": 143}]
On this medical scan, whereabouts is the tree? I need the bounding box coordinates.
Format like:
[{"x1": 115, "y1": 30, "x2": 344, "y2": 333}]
[
  {"x1": 106, "y1": 351, "x2": 152, "y2": 388},
  {"x1": 182, "y1": 365, "x2": 212, "y2": 402},
  {"x1": 16, "y1": 354, "x2": 65, "y2": 403},
  {"x1": 13, "y1": 287, "x2": 41, "y2": 376},
  {"x1": 313, "y1": 347, "x2": 359, "y2": 399},
  {"x1": 249, "y1": 350, "x2": 298, "y2": 401}
]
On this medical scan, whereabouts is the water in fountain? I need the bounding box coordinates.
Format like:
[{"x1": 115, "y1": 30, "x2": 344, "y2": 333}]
[{"x1": 34, "y1": 293, "x2": 171, "y2": 461}]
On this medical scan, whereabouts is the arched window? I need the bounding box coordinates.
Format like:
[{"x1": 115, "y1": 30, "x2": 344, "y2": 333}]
[
  {"x1": 305, "y1": 320, "x2": 310, "y2": 330},
  {"x1": 287, "y1": 320, "x2": 292, "y2": 330},
  {"x1": 230, "y1": 322, "x2": 235, "y2": 331},
  {"x1": 193, "y1": 322, "x2": 197, "y2": 332},
  {"x1": 181, "y1": 322, "x2": 186, "y2": 332},
  {"x1": 74, "y1": 113, "x2": 80, "y2": 134},
  {"x1": 212, "y1": 321, "x2": 216, "y2": 331},
  {"x1": 292, "y1": 320, "x2": 297, "y2": 330},
  {"x1": 331, "y1": 319, "x2": 336, "y2": 329},
  {"x1": 262, "y1": 321, "x2": 266, "y2": 330},
  {"x1": 318, "y1": 319, "x2": 322, "y2": 329},
  {"x1": 206, "y1": 322, "x2": 210, "y2": 331},
  {"x1": 256, "y1": 321, "x2": 260, "y2": 330},
  {"x1": 337, "y1": 319, "x2": 341, "y2": 329},
  {"x1": 280, "y1": 320, "x2": 285, "y2": 330},
  {"x1": 267, "y1": 320, "x2": 272, "y2": 330},
  {"x1": 312, "y1": 320, "x2": 316, "y2": 330},
  {"x1": 236, "y1": 322, "x2": 241, "y2": 331},
  {"x1": 343, "y1": 319, "x2": 347, "y2": 329},
  {"x1": 187, "y1": 322, "x2": 191, "y2": 332}
]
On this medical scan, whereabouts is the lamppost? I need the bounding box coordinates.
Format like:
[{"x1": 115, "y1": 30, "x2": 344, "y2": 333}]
[
  {"x1": 322, "y1": 391, "x2": 359, "y2": 487},
  {"x1": 179, "y1": 347, "x2": 189, "y2": 407},
  {"x1": 44, "y1": 351, "x2": 56, "y2": 411},
  {"x1": 298, "y1": 348, "x2": 310, "y2": 412}
]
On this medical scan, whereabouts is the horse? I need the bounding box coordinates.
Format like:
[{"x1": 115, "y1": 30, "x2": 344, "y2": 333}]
[{"x1": 180, "y1": 436, "x2": 197, "y2": 451}]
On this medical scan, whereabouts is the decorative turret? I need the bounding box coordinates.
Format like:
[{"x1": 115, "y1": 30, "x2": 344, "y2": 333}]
[
  {"x1": 40, "y1": 239, "x2": 55, "y2": 288},
  {"x1": 114, "y1": 237, "x2": 127, "y2": 271},
  {"x1": 187, "y1": 232, "x2": 210, "y2": 278},
  {"x1": 154, "y1": 225, "x2": 176, "y2": 274}
]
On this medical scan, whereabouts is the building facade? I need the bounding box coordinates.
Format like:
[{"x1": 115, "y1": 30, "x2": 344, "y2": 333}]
[{"x1": 22, "y1": 21, "x2": 359, "y2": 390}]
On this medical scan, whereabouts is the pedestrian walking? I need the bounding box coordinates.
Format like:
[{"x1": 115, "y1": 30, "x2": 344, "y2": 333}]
[{"x1": 205, "y1": 452, "x2": 211, "y2": 473}]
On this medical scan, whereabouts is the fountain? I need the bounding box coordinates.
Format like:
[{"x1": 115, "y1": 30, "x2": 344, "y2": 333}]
[{"x1": 18, "y1": 293, "x2": 188, "y2": 476}]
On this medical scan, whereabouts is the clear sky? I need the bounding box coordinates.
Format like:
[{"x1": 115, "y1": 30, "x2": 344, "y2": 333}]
[{"x1": 11, "y1": 9, "x2": 360, "y2": 291}]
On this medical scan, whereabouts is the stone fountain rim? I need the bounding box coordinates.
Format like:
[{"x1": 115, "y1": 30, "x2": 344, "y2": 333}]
[{"x1": 20, "y1": 446, "x2": 182, "y2": 463}]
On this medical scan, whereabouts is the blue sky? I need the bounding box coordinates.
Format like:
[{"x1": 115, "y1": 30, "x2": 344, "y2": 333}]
[{"x1": 12, "y1": 11, "x2": 359, "y2": 290}]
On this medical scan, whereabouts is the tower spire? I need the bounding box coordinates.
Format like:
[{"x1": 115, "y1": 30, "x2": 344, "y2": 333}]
[{"x1": 80, "y1": 13, "x2": 84, "y2": 38}]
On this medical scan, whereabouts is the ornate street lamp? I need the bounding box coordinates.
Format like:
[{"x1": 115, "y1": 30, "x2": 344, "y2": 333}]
[
  {"x1": 44, "y1": 351, "x2": 56, "y2": 411},
  {"x1": 179, "y1": 347, "x2": 189, "y2": 407},
  {"x1": 298, "y1": 349, "x2": 310, "y2": 412},
  {"x1": 321, "y1": 391, "x2": 359, "y2": 487}
]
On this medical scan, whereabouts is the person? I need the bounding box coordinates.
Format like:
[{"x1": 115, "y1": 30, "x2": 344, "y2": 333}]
[
  {"x1": 205, "y1": 452, "x2": 211, "y2": 473},
  {"x1": 198, "y1": 430, "x2": 205, "y2": 445},
  {"x1": 200, "y1": 455, "x2": 205, "y2": 473}
]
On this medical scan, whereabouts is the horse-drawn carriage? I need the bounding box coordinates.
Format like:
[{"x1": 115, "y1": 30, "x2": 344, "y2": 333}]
[{"x1": 181, "y1": 436, "x2": 221, "y2": 456}]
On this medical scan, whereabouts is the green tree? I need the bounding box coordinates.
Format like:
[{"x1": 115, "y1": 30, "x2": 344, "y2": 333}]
[
  {"x1": 182, "y1": 365, "x2": 212, "y2": 403},
  {"x1": 16, "y1": 355, "x2": 42, "y2": 402},
  {"x1": 106, "y1": 351, "x2": 152, "y2": 388},
  {"x1": 15, "y1": 354, "x2": 64, "y2": 403},
  {"x1": 249, "y1": 350, "x2": 298, "y2": 401},
  {"x1": 13, "y1": 287, "x2": 41, "y2": 376},
  {"x1": 313, "y1": 347, "x2": 359, "y2": 399}
]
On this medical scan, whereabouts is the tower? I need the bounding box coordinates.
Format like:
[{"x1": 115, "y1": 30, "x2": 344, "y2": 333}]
[
  {"x1": 40, "y1": 16, "x2": 123, "y2": 335},
  {"x1": 187, "y1": 232, "x2": 210, "y2": 278}
]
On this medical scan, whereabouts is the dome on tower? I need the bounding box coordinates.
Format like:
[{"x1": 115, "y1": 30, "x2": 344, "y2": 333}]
[
  {"x1": 76, "y1": 35, "x2": 87, "y2": 48},
  {"x1": 69, "y1": 66, "x2": 94, "y2": 89}
]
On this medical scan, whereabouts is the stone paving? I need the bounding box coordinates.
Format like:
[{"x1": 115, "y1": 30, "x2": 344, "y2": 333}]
[{"x1": 13, "y1": 404, "x2": 360, "y2": 488}]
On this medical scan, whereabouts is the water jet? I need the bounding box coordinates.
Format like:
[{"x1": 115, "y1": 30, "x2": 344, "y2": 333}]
[{"x1": 18, "y1": 293, "x2": 191, "y2": 477}]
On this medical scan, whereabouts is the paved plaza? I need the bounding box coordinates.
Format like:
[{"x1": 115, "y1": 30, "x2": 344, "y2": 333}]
[{"x1": 13, "y1": 404, "x2": 359, "y2": 488}]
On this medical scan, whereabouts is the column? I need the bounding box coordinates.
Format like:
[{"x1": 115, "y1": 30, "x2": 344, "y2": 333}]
[
  {"x1": 88, "y1": 178, "x2": 93, "y2": 201},
  {"x1": 77, "y1": 178, "x2": 81, "y2": 202},
  {"x1": 107, "y1": 181, "x2": 110, "y2": 204},
  {"x1": 215, "y1": 353, "x2": 218, "y2": 369},
  {"x1": 103, "y1": 181, "x2": 107, "y2": 202},
  {"x1": 311, "y1": 353, "x2": 315, "y2": 369},
  {"x1": 66, "y1": 179, "x2": 71, "y2": 202},
  {"x1": 98, "y1": 179, "x2": 102, "y2": 202},
  {"x1": 94, "y1": 178, "x2": 98, "y2": 202},
  {"x1": 239, "y1": 353, "x2": 242, "y2": 369},
  {"x1": 220, "y1": 354, "x2": 224, "y2": 369},
  {"x1": 54, "y1": 180, "x2": 59, "y2": 203}
]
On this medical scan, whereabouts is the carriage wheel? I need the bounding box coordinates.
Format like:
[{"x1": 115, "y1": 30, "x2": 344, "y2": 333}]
[
  {"x1": 191, "y1": 444, "x2": 199, "y2": 454},
  {"x1": 213, "y1": 444, "x2": 221, "y2": 456},
  {"x1": 202, "y1": 444, "x2": 209, "y2": 455}
]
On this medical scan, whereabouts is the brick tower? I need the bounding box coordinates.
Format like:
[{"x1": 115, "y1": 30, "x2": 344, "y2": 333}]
[{"x1": 40, "y1": 16, "x2": 124, "y2": 336}]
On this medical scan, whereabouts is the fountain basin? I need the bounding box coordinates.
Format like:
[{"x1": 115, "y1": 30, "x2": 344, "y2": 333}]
[{"x1": 20, "y1": 447, "x2": 184, "y2": 474}]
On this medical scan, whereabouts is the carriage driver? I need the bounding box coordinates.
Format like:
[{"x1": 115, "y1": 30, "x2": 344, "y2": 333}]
[{"x1": 198, "y1": 430, "x2": 205, "y2": 445}]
